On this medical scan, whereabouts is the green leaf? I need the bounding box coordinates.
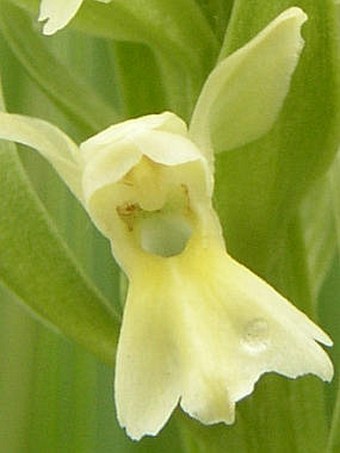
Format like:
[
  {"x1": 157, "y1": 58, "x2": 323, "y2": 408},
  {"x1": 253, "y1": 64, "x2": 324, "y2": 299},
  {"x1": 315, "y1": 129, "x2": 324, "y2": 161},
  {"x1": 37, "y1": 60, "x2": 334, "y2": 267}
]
[
  {"x1": 78, "y1": 0, "x2": 219, "y2": 118},
  {"x1": 112, "y1": 42, "x2": 167, "y2": 117},
  {"x1": 300, "y1": 172, "x2": 337, "y2": 302},
  {"x1": 0, "y1": 77, "x2": 120, "y2": 364},
  {"x1": 325, "y1": 152, "x2": 340, "y2": 452},
  {"x1": 0, "y1": 112, "x2": 83, "y2": 199},
  {"x1": 329, "y1": 153, "x2": 340, "y2": 247},
  {"x1": 0, "y1": 289, "x2": 39, "y2": 452},
  {"x1": 8, "y1": 0, "x2": 218, "y2": 117},
  {"x1": 0, "y1": 139, "x2": 120, "y2": 365},
  {"x1": 214, "y1": 0, "x2": 340, "y2": 275},
  {"x1": 73, "y1": 0, "x2": 218, "y2": 71},
  {"x1": 0, "y1": 1, "x2": 119, "y2": 135},
  {"x1": 195, "y1": 0, "x2": 235, "y2": 42},
  {"x1": 190, "y1": 7, "x2": 307, "y2": 159}
]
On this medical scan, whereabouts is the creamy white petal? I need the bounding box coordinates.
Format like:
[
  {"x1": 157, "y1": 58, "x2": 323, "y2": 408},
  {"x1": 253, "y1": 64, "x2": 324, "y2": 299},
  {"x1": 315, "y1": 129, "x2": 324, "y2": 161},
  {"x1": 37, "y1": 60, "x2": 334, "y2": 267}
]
[
  {"x1": 190, "y1": 7, "x2": 307, "y2": 160},
  {"x1": 81, "y1": 112, "x2": 188, "y2": 160},
  {"x1": 81, "y1": 128, "x2": 207, "y2": 203},
  {"x1": 81, "y1": 144, "x2": 142, "y2": 203},
  {"x1": 133, "y1": 130, "x2": 207, "y2": 166},
  {"x1": 39, "y1": 0, "x2": 84, "y2": 35},
  {"x1": 0, "y1": 112, "x2": 82, "y2": 200},
  {"x1": 115, "y1": 278, "x2": 181, "y2": 440},
  {"x1": 38, "y1": 0, "x2": 112, "y2": 35}
]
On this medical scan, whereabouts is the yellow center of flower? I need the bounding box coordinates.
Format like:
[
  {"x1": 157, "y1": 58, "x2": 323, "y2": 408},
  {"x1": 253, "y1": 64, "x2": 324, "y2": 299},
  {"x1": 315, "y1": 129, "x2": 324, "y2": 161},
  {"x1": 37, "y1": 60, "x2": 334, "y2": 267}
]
[
  {"x1": 116, "y1": 178, "x2": 195, "y2": 258},
  {"x1": 139, "y1": 211, "x2": 193, "y2": 257}
]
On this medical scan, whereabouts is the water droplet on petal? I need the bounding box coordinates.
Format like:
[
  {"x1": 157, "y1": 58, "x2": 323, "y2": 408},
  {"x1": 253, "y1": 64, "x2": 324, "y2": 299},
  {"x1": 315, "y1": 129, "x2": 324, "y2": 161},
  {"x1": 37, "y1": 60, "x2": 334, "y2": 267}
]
[{"x1": 241, "y1": 318, "x2": 270, "y2": 353}]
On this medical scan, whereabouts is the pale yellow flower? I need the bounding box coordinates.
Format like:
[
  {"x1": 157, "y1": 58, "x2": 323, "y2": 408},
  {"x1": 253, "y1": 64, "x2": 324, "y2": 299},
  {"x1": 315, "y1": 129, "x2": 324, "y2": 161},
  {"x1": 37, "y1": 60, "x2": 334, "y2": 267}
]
[
  {"x1": 0, "y1": 6, "x2": 333, "y2": 441},
  {"x1": 39, "y1": 0, "x2": 111, "y2": 35},
  {"x1": 81, "y1": 113, "x2": 333, "y2": 440},
  {"x1": 0, "y1": 111, "x2": 333, "y2": 440}
]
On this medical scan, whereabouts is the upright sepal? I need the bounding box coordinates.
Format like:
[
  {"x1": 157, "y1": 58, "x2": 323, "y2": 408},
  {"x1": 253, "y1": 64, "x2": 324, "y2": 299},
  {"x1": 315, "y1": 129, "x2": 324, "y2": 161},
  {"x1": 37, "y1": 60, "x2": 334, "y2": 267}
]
[
  {"x1": 0, "y1": 113, "x2": 82, "y2": 200},
  {"x1": 190, "y1": 7, "x2": 307, "y2": 161}
]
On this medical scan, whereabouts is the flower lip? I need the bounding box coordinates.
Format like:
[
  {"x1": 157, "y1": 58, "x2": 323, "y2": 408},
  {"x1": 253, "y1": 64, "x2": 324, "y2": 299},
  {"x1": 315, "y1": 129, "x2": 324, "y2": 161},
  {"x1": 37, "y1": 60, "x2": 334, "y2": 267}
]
[{"x1": 115, "y1": 231, "x2": 334, "y2": 440}]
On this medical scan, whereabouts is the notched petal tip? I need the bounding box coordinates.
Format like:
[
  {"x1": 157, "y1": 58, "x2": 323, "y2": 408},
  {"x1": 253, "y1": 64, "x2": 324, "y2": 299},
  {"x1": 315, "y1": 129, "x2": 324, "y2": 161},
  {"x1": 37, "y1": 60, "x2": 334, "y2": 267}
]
[
  {"x1": 180, "y1": 376, "x2": 236, "y2": 426},
  {"x1": 38, "y1": 0, "x2": 84, "y2": 35},
  {"x1": 314, "y1": 327, "x2": 333, "y2": 348},
  {"x1": 281, "y1": 6, "x2": 308, "y2": 25},
  {"x1": 38, "y1": 18, "x2": 58, "y2": 37},
  {"x1": 222, "y1": 256, "x2": 334, "y2": 390},
  {"x1": 120, "y1": 399, "x2": 179, "y2": 442}
]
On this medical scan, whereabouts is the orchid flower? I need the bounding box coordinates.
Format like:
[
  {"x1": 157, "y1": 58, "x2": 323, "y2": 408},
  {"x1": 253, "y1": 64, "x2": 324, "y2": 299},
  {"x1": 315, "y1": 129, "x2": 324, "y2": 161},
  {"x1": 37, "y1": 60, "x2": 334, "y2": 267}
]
[
  {"x1": 38, "y1": 0, "x2": 112, "y2": 35},
  {"x1": 0, "y1": 7, "x2": 333, "y2": 440}
]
